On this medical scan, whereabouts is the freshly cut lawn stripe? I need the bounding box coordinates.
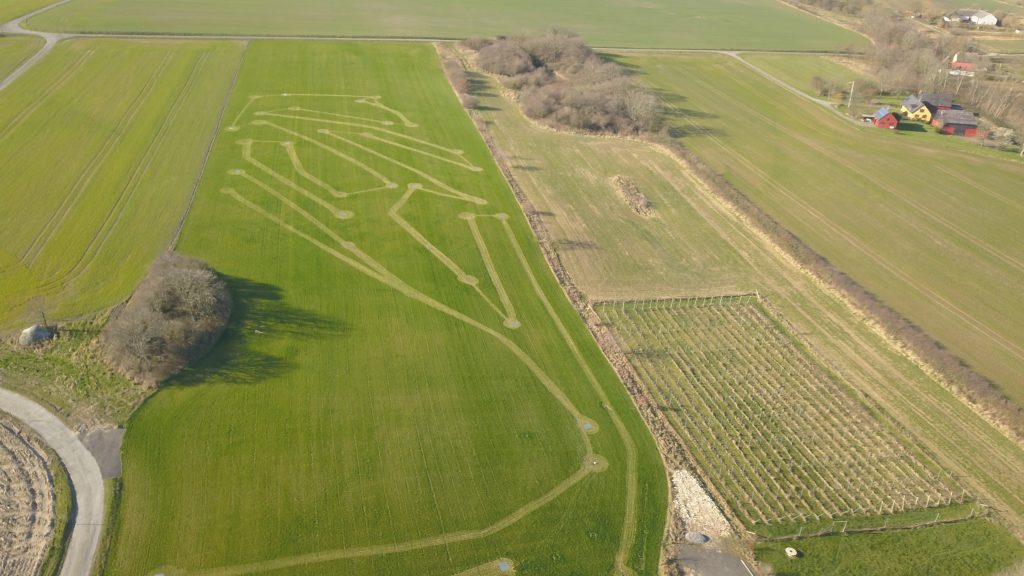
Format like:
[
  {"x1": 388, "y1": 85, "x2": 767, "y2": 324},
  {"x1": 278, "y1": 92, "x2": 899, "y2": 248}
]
[
  {"x1": 623, "y1": 52, "x2": 1024, "y2": 407},
  {"x1": 0, "y1": 35, "x2": 43, "y2": 80},
  {"x1": 0, "y1": 39, "x2": 244, "y2": 328},
  {"x1": 29, "y1": 0, "x2": 866, "y2": 51},
  {"x1": 107, "y1": 41, "x2": 664, "y2": 576}
]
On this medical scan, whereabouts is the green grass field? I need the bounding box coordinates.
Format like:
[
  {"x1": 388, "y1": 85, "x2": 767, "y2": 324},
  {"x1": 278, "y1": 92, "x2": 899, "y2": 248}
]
[
  {"x1": 469, "y1": 51, "x2": 1024, "y2": 547},
  {"x1": 756, "y1": 518, "x2": 1024, "y2": 575},
  {"x1": 0, "y1": 35, "x2": 43, "y2": 79},
  {"x1": 28, "y1": 0, "x2": 866, "y2": 51},
  {"x1": 105, "y1": 41, "x2": 665, "y2": 576},
  {"x1": 981, "y1": 37, "x2": 1024, "y2": 54},
  {"x1": 0, "y1": 0, "x2": 55, "y2": 23},
  {"x1": 740, "y1": 53, "x2": 868, "y2": 100},
  {"x1": 621, "y1": 52, "x2": 1024, "y2": 410},
  {"x1": 0, "y1": 38, "x2": 243, "y2": 328}
]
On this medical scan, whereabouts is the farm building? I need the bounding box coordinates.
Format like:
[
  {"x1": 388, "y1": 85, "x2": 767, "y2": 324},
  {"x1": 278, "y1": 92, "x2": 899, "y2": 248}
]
[
  {"x1": 921, "y1": 92, "x2": 954, "y2": 111},
  {"x1": 900, "y1": 96, "x2": 933, "y2": 122},
  {"x1": 872, "y1": 106, "x2": 900, "y2": 129},
  {"x1": 944, "y1": 9, "x2": 999, "y2": 26},
  {"x1": 934, "y1": 109, "x2": 983, "y2": 137}
]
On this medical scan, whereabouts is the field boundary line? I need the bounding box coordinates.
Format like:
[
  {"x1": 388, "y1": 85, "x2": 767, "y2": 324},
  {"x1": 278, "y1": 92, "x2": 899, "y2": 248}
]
[{"x1": 170, "y1": 41, "x2": 249, "y2": 249}]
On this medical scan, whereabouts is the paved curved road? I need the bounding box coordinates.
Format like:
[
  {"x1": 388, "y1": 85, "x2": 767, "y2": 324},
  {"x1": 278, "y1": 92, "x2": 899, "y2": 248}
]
[
  {"x1": 0, "y1": 387, "x2": 104, "y2": 576},
  {"x1": 0, "y1": 0, "x2": 71, "y2": 92}
]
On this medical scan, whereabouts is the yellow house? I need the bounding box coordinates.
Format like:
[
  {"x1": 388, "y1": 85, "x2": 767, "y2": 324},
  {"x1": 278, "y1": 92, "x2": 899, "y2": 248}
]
[{"x1": 900, "y1": 96, "x2": 933, "y2": 122}]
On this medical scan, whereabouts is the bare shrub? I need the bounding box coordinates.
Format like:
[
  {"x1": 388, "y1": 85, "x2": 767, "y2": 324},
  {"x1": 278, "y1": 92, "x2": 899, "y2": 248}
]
[
  {"x1": 102, "y1": 253, "x2": 231, "y2": 384},
  {"x1": 611, "y1": 175, "x2": 653, "y2": 216},
  {"x1": 460, "y1": 93, "x2": 479, "y2": 109},
  {"x1": 477, "y1": 40, "x2": 535, "y2": 76},
  {"x1": 467, "y1": 31, "x2": 663, "y2": 134},
  {"x1": 460, "y1": 37, "x2": 493, "y2": 51},
  {"x1": 442, "y1": 59, "x2": 468, "y2": 93}
]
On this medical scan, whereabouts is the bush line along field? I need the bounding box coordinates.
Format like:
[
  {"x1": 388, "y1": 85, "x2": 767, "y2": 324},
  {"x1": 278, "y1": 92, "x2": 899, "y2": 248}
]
[
  {"x1": 0, "y1": 38, "x2": 244, "y2": 329},
  {"x1": 106, "y1": 40, "x2": 665, "y2": 576},
  {"x1": 27, "y1": 0, "x2": 867, "y2": 51},
  {"x1": 0, "y1": 36, "x2": 44, "y2": 80},
  {"x1": 621, "y1": 53, "x2": 1024, "y2": 409},
  {"x1": 466, "y1": 54, "x2": 1024, "y2": 568}
]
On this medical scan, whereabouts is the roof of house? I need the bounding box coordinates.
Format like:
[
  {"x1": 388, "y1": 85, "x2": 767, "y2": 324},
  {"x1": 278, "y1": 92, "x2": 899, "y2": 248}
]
[
  {"x1": 873, "y1": 106, "x2": 896, "y2": 120},
  {"x1": 921, "y1": 93, "x2": 954, "y2": 108},
  {"x1": 901, "y1": 96, "x2": 927, "y2": 112},
  {"x1": 955, "y1": 9, "x2": 994, "y2": 18},
  {"x1": 938, "y1": 109, "x2": 978, "y2": 126}
]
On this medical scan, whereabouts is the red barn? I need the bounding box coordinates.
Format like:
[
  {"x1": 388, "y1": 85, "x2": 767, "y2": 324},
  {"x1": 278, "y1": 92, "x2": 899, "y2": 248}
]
[
  {"x1": 872, "y1": 106, "x2": 900, "y2": 129},
  {"x1": 935, "y1": 109, "x2": 983, "y2": 137}
]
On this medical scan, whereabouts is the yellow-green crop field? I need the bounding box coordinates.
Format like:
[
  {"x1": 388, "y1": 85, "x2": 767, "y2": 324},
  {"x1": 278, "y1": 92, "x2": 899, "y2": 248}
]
[
  {"x1": 0, "y1": 39, "x2": 243, "y2": 328},
  {"x1": 0, "y1": 35, "x2": 43, "y2": 79},
  {"x1": 622, "y1": 52, "x2": 1024, "y2": 409},
  {"x1": 105, "y1": 41, "x2": 666, "y2": 576},
  {"x1": 27, "y1": 0, "x2": 867, "y2": 51},
  {"x1": 0, "y1": 0, "x2": 55, "y2": 24}
]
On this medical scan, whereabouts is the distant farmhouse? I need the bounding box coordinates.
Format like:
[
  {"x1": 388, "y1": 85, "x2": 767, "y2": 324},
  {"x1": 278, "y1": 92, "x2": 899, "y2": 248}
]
[
  {"x1": 944, "y1": 9, "x2": 999, "y2": 26},
  {"x1": 872, "y1": 106, "x2": 900, "y2": 129},
  {"x1": 949, "y1": 52, "x2": 976, "y2": 76},
  {"x1": 933, "y1": 109, "x2": 984, "y2": 137}
]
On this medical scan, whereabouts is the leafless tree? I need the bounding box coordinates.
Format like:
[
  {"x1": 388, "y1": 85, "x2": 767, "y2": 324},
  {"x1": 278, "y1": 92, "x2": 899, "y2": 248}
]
[{"x1": 102, "y1": 253, "x2": 231, "y2": 384}]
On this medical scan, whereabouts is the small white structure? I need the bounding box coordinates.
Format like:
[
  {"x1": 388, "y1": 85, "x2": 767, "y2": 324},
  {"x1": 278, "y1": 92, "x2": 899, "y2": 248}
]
[
  {"x1": 18, "y1": 325, "x2": 52, "y2": 346},
  {"x1": 785, "y1": 547, "x2": 800, "y2": 559},
  {"x1": 972, "y1": 10, "x2": 998, "y2": 26},
  {"x1": 945, "y1": 9, "x2": 998, "y2": 26}
]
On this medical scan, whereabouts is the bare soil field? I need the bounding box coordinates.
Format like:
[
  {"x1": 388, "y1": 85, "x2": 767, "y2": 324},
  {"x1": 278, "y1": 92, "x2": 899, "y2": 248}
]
[{"x1": 0, "y1": 414, "x2": 55, "y2": 576}]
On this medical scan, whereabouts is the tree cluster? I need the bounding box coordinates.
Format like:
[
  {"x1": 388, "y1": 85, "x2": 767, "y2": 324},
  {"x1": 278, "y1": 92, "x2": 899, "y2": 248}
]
[
  {"x1": 465, "y1": 30, "x2": 663, "y2": 134},
  {"x1": 102, "y1": 253, "x2": 232, "y2": 384}
]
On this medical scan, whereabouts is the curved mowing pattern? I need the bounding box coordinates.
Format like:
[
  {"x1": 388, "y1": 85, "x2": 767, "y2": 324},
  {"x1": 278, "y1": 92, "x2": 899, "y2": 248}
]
[
  {"x1": 109, "y1": 42, "x2": 665, "y2": 576},
  {"x1": 595, "y1": 296, "x2": 964, "y2": 529}
]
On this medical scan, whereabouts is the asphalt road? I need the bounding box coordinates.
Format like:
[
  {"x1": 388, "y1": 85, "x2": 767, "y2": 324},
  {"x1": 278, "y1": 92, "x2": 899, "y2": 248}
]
[{"x1": 0, "y1": 387, "x2": 105, "y2": 576}]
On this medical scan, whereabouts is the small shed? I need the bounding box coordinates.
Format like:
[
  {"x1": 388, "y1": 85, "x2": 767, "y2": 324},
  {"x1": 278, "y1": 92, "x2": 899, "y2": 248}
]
[
  {"x1": 872, "y1": 106, "x2": 900, "y2": 129},
  {"x1": 935, "y1": 109, "x2": 983, "y2": 137}
]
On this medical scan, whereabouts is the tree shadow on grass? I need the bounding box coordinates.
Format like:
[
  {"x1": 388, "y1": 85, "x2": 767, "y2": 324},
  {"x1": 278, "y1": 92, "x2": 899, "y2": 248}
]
[{"x1": 170, "y1": 276, "x2": 348, "y2": 387}]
